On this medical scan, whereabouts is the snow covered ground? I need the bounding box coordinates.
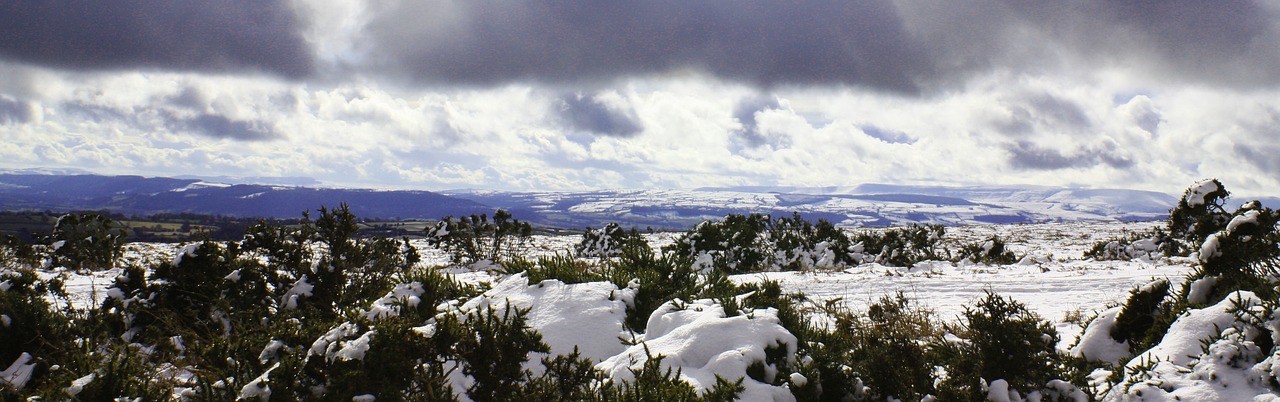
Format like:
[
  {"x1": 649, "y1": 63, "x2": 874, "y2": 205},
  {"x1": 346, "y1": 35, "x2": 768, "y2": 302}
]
[
  {"x1": 53, "y1": 221, "x2": 1189, "y2": 346},
  {"x1": 46, "y1": 220, "x2": 1280, "y2": 400}
]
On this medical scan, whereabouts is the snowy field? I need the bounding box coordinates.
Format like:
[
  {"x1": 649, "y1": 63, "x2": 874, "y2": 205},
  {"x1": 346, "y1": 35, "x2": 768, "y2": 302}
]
[{"x1": 53, "y1": 220, "x2": 1190, "y2": 347}]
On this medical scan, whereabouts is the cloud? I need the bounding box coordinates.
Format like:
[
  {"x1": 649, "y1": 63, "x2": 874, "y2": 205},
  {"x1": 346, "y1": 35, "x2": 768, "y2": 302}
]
[
  {"x1": 557, "y1": 93, "x2": 643, "y2": 137},
  {"x1": 732, "y1": 96, "x2": 783, "y2": 148},
  {"x1": 861, "y1": 125, "x2": 914, "y2": 144},
  {"x1": 0, "y1": 1, "x2": 312, "y2": 77},
  {"x1": 897, "y1": 0, "x2": 1280, "y2": 89},
  {"x1": 364, "y1": 0, "x2": 929, "y2": 91},
  {"x1": 177, "y1": 114, "x2": 277, "y2": 142},
  {"x1": 1007, "y1": 140, "x2": 1134, "y2": 171},
  {"x1": 0, "y1": 96, "x2": 37, "y2": 124}
]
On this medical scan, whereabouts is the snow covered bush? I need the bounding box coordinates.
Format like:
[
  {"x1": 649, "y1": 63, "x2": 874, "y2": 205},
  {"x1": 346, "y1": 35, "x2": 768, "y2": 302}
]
[
  {"x1": 426, "y1": 209, "x2": 533, "y2": 265},
  {"x1": 934, "y1": 291, "x2": 1065, "y2": 401},
  {"x1": 667, "y1": 213, "x2": 774, "y2": 274},
  {"x1": 956, "y1": 235, "x2": 1018, "y2": 265},
  {"x1": 1109, "y1": 279, "x2": 1175, "y2": 355},
  {"x1": 0, "y1": 234, "x2": 37, "y2": 269},
  {"x1": 1167, "y1": 178, "x2": 1232, "y2": 246},
  {"x1": 770, "y1": 213, "x2": 857, "y2": 271},
  {"x1": 0, "y1": 265, "x2": 73, "y2": 396},
  {"x1": 851, "y1": 224, "x2": 950, "y2": 267},
  {"x1": 1085, "y1": 228, "x2": 1184, "y2": 261},
  {"x1": 576, "y1": 222, "x2": 650, "y2": 258},
  {"x1": 47, "y1": 212, "x2": 129, "y2": 271},
  {"x1": 667, "y1": 213, "x2": 859, "y2": 274}
]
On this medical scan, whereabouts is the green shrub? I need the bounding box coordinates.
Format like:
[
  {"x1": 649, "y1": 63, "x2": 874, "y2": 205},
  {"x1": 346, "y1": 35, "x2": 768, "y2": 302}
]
[
  {"x1": 956, "y1": 235, "x2": 1018, "y2": 265},
  {"x1": 1109, "y1": 279, "x2": 1174, "y2": 353},
  {"x1": 577, "y1": 223, "x2": 650, "y2": 258},
  {"x1": 666, "y1": 213, "x2": 773, "y2": 274},
  {"x1": 935, "y1": 291, "x2": 1062, "y2": 400},
  {"x1": 426, "y1": 209, "x2": 533, "y2": 265},
  {"x1": 1085, "y1": 229, "x2": 1184, "y2": 261},
  {"x1": 604, "y1": 246, "x2": 701, "y2": 332},
  {"x1": 47, "y1": 212, "x2": 129, "y2": 271},
  {"x1": 505, "y1": 253, "x2": 605, "y2": 284},
  {"x1": 853, "y1": 224, "x2": 950, "y2": 267},
  {"x1": 443, "y1": 304, "x2": 550, "y2": 402},
  {"x1": 771, "y1": 213, "x2": 856, "y2": 270}
]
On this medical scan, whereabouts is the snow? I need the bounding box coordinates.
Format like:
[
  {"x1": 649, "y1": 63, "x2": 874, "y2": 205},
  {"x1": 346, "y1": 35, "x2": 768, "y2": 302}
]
[
  {"x1": 1200, "y1": 233, "x2": 1223, "y2": 263},
  {"x1": 1187, "y1": 275, "x2": 1219, "y2": 305},
  {"x1": 597, "y1": 299, "x2": 798, "y2": 401},
  {"x1": 238, "y1": 362, "x2": 278, "y2": 401},
  {"x1": 1071, "y1": 307, "x2": 1131, "y2": 365},
  {"x1": 0, "y1": 353, "x2": 35, "y2": 390},
  {"x1": 364, "y1": 282, "x2": 425, "y2": 320},
  {"x1": 172, "y1": 242, "x2": 201, "y2": 266},
  {"x1": 1125, "y1": 291, "x2": 1257, "y2": 368},
  {"x1": 282, "y1": 275, "x2": 314, "y2": 309},
  {"x1": 1228, "y1": 210, "x2": 1262, "y2": 233},
  {"x1": 65, "y1": 373, "x2": 96, "y2": 396},
  {"x1": 1186, "y1": 180, "x2": 1222, "y2": 207},
  {"x1": 454, "y1": 273, "x2": 631, "y2": 365},
  {"x1": 333, "y1": 330, "x2": 375, "y2": 362}
]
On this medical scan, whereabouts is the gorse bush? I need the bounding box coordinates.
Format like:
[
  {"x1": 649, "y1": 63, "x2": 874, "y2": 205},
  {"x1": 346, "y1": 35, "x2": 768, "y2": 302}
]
[
  {"x1": 577, "y1": 222, "x2": 650, "y2": 258},
  {"x1": 47, "y1": 212, "x2": 129, "y2": 271},
  {"x1": 934, "y1": 291, "x2": 1062, "y2": 401},
  {"x1": 426, "y1": 209, "x2": 532, "y2": 265},
  {"x1": 1108, "y1": 279, "x2": 1175, "y2": 354},
  {"x1": 1085, "y1": 228, "x2": 1184, "y2": 261},
  {"x1": 666, "y1": 213, "x2": 774, "y2": 274},
  {"x1": 852, "y1": 223, "x2": 949, "y2": 267},
  {"x1": 957, "y1": 235, "x2": 1018, "y2": 265}
]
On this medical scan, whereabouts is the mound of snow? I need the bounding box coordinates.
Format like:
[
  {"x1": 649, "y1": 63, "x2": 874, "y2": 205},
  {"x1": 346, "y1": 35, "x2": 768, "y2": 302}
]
[
  {"x1": 456, "y1": 273, "x2": 632, "y2": 364},
  {"x1": 1105, "y1": 291, "x2": 1273, "y2": 401},
  {"x1": 1070, "y1": 306, "x2": 1130, "y2": 366},
  {"x1": 597, "y1": 299, "x2": 798, "y2": 401}
]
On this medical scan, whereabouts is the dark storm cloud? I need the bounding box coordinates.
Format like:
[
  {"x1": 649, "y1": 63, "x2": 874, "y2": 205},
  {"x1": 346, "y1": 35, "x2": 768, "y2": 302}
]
[
  {"x1": 900, "y1": 0, "x2": 1280, "y2": 88},
  {"x1": 362, "y1": 0, "x2": 1280, "y2": 91},
  {"x1": 0, "y1": 96, "x2": 35, "y2": 124},
  {"x1": 182, "y1": 114, "x2": 276, "y2": 141},
  {"x1": 1007, "y1": 141, "x2": 1134, "y2": 171},
  {"x1": 1232, "y1": 109, "x2": 1280, "y2": 173},
  {"x1": 557, "y1": 94, "x2": 643, "y2": 137},
  {"x1": 994, "y1": 93, "x2": 1092, "y2": 136},
  {"x1": 0, "y1": 1, "x2": 312, "y2": 77},
  {"x1": 368, "y1": 0, "x2": 930, "y2": 91},
  {"x1": 733, "y1": 96, "x2": 782, "y2": 148}
]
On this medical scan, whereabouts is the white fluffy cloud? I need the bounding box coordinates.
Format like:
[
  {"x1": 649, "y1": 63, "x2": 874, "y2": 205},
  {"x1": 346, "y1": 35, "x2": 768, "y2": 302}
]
[{"x1": 2, "y1": 2, "x2": 1280, "y2": 196}]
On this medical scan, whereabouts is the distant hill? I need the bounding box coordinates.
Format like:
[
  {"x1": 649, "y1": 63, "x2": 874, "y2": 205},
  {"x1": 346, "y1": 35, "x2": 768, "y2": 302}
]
[
  {"x1": 0, "y1": 172, "x2": 1197, "y2": 230},
  {"x1": 443, "y1": 185, "x2": 1181, "y2": 230},
  {"x1": 0, "y1": 174, "x2": 491, "y2": 220}
]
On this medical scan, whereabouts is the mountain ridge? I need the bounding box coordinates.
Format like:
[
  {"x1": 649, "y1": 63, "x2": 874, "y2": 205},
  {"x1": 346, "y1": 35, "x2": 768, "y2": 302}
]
[{"x1": 0, "y1": 172, "x2": 1215, "y2": 230}]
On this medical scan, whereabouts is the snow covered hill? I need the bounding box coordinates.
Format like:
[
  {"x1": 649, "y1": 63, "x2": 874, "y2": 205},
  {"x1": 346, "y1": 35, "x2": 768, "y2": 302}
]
[{"x1": 444, "y1": 185, "x2": 1178, "y2": 229}]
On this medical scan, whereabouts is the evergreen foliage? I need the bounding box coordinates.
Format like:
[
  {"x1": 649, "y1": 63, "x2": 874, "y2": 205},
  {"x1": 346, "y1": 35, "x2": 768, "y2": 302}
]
[
  {"x1": 935, "y1": 291, "x2": 1061, "y2": 400},
  {"x1": 47, "y1": 212, "x2": 129, "y2": 271},
  {"x1": 576, "y1": 223, "x2": 650, "y2": 258},
  {"x1": 426, "y1": 209, "x2": 533, "y2": 265},
  {"x1": 956, "y1": 235, "x2": 1019, "y2": 265}
]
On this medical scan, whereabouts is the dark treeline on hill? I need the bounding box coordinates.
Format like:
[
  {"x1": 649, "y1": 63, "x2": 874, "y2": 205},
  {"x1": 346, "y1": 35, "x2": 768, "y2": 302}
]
[{"x1": 0, "y1": 210, "x2": 304, "y2": 243}]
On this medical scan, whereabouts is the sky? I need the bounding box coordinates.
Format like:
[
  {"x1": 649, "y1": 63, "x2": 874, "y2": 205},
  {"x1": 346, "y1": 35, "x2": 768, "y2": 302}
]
[{"x1": 2, "y1": 1, "x2": 1280, "y2": 195}]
